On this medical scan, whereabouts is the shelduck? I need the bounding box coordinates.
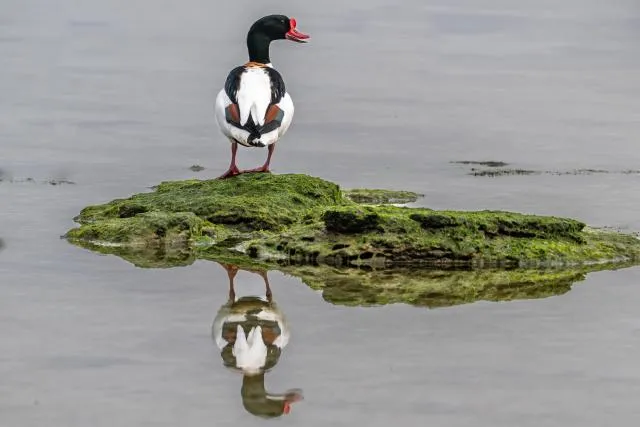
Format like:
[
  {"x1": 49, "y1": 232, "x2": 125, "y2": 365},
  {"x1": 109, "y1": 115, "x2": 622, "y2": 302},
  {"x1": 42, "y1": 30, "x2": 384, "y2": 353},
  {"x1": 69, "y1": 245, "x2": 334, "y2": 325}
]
[
  {"x1": 211, "y1": 263, "x2": 303, "y2": 417},
  {"x1": 214, "y1": 15, "x2": 310, "y2": 179}
]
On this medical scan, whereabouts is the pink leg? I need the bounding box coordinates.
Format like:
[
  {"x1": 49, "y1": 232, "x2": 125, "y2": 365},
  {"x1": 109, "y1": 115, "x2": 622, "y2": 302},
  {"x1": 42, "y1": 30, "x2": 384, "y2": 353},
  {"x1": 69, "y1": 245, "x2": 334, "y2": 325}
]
[
  {"x1": 219, "y1": 263, "x2": 239, "y2": 302},
  {"x1": 242, "y1": 144, "x2": 276, "y2": 174},
  {"x1": 257, "y1": 271, "x2": 273, "y2": 302},
  {"x1": 218, "y1": 142, "x2": 241, "y2": 179}
]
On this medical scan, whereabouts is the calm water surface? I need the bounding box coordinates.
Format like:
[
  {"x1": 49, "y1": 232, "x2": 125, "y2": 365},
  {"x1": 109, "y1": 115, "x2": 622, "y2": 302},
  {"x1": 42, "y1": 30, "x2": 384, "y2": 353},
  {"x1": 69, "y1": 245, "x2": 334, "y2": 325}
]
[{"x1": 2, "y1": 0, "x2": 640, "y2": 425}]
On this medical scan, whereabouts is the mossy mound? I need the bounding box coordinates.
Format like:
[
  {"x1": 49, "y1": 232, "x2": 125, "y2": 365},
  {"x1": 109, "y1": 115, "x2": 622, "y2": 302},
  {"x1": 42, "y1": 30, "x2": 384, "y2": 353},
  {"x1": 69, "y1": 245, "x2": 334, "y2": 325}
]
[
  {"x1": 66, "y1": 173, "x2": 640, "y2": 270},
  {"x1": 74, "y1": 174, "x2": 342, "y2": 233}
]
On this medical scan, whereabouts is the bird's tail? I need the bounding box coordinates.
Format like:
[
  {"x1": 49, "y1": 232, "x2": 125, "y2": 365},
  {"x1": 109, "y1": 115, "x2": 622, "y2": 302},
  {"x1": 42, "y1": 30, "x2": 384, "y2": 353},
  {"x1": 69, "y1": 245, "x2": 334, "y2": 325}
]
[{"x1": 242, "y1": 116, "x2": 265, "y2": 147}]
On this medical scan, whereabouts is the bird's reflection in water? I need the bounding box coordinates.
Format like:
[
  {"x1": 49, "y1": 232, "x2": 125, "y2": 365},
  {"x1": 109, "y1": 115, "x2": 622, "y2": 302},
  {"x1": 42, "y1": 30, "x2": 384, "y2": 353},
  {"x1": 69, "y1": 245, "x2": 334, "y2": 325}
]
[{"x1": 212, "y1": 263, "x2": 303, "y2": 418}]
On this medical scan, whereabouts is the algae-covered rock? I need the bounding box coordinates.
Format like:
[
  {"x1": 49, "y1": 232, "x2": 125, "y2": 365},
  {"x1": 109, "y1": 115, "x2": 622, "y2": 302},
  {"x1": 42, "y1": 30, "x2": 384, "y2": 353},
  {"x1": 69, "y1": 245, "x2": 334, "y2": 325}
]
[
  {"x1": 65, "y1": 173, "x2": 640, "y2": 270},
  {"x1": 67, "y1": 211, "x2": 206, "y2": 247},
  {"x1": 73, "y1": 174, "x2": 343, "y2": 232}
]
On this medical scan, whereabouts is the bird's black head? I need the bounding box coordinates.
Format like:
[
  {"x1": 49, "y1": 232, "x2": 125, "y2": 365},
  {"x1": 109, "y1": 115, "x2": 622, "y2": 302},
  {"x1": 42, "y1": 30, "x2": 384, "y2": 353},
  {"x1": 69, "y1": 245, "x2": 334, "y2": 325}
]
[{"x1": 247, "y1": 15, "x2": 309, "y2": 63}]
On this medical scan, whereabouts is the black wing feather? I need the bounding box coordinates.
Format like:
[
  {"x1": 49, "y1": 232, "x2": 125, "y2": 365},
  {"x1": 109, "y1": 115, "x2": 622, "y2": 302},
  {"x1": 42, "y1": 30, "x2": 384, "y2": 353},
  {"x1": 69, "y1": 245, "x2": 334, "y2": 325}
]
[
  {"x1": 265, "y1": 67, "x2": 286, "y2": 104},
  {"x1": 224, "y1": 66, "x2": 245, "y2": 104}
]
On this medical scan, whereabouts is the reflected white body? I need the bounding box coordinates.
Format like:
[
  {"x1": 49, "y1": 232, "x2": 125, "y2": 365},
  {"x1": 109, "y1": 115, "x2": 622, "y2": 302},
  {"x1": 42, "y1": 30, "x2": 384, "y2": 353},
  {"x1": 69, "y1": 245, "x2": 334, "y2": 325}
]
[{"x1": 212, "y1": 296, "x2": 290, "y2": 375}]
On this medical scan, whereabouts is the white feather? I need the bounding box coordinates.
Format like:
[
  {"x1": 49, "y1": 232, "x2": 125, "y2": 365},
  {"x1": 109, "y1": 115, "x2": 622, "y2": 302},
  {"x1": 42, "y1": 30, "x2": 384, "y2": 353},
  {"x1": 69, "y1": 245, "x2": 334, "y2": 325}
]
[
  {"x1": 233, "y1": 325, "x2": 268, "y2": 374},
  {"x1": 238, "y1": 68, "x2": 271, "y2": 126},
  {"x1": 215, "y1": 89, "x2": 250, "y2": 144}
]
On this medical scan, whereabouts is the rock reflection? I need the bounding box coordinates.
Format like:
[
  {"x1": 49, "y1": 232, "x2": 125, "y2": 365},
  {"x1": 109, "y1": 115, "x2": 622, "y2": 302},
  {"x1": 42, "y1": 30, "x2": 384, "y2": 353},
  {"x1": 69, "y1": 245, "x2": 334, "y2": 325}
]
[
  {"x1": 212, "y1": 263, "x2": 302, "y2": 418},
  {"x1": 72, "y1": 238, "x2": 632, "y2": 307}
]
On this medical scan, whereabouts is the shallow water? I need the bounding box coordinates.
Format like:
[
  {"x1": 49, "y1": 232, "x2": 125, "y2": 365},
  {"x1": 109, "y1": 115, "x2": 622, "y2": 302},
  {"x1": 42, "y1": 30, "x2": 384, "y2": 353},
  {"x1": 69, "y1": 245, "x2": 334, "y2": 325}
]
[{"x1": 2, "y1": 0, "x2": 640, "y2": 424}]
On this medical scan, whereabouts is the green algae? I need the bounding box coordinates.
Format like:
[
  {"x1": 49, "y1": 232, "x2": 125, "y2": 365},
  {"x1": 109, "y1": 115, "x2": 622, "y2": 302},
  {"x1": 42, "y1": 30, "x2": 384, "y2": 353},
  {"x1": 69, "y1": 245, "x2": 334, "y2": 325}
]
[
  {"x1": 64, "y1": 238, "x2": 636, "y2": 308},
  {"x1": 73, "y1": 173, "x2": 344, "y2": 232},
  {"x1": 286, "y1": 263, "x2": 633, "y2": 308},
  {"x1": 64, "y1": 173, "x2": 640, "y2": 307},
  {"x1": 67, "y1": 211, "x2": 207, "y2": 246},
  {"x1": 66, "y1": 173, "x2": 640, "y2": 269},
  {"x1": 245, "y1": 207, "x2": 638, "y2": 268}
]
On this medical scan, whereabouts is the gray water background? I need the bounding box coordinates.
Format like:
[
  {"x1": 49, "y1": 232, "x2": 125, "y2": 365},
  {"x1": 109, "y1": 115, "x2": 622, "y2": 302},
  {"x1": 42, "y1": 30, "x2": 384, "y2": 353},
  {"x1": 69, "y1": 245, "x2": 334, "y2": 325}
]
[{"x1": 2, "y1": 0, "x2": 640, "y2": 425}]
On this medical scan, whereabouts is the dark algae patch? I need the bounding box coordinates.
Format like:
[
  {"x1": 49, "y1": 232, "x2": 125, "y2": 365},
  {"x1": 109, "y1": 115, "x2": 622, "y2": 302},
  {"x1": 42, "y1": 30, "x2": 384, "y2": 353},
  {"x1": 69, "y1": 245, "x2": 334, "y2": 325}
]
[
  {"x1": 65, "y1": 173, "x2": 640, "y2": 307},
  {"x1": 454, "y1": 162, "x2": 640, "y2": 177},
  {"x1": 451, "y1": 160, "x2": 510, "y2": 167},
  {"x1": 470, "y1": 168, "x2": 540, "y2": 177},
  {"x1": 343, "y1": 189, "x2": 423, "y2": 204},
  {"x1": 0, "y1": 176, "x2": 77, "y2": 185}
]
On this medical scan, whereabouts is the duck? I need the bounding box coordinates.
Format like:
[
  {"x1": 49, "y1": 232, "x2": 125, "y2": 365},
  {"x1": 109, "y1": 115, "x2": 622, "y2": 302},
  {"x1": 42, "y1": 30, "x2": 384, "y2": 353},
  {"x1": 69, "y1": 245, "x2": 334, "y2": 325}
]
[
  {"x1": 214, "y1": 15, "x2": 310, "y2": 179},
  {"x1": 211, "y1": 263, "x2": 303, "y2": 418}
]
